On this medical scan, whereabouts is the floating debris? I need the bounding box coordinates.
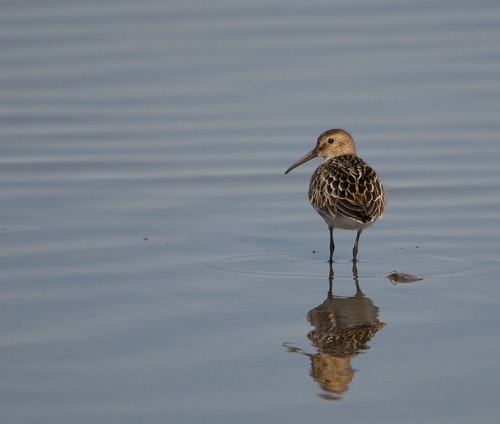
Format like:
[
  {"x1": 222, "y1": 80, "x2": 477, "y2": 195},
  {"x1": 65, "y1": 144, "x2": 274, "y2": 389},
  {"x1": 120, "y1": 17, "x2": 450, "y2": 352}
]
[{"x1": 387, "y1": 270, "x2": 423, "y2": 284}]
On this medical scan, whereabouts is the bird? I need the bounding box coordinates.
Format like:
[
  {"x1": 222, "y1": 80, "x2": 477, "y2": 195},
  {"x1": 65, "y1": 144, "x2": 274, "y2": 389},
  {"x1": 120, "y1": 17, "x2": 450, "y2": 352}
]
[{"x1": 285, "y1": 129, "x2": 386, "y2": 262}]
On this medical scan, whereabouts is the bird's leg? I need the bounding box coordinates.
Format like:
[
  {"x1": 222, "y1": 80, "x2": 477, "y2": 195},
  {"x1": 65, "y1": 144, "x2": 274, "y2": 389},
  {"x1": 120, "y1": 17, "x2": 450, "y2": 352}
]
[
  {"x1": 351, "y1": 261, "x2": 362, "y2": 294},
  {"x1": 352, "y1": 229, "x2": 362, "y2": 261},
  {"x1": 329, "y1": 226, "x2": 334, "y2": 263},
  {"x1": 328, "y1": 261, "x2": 334, "y2": 297}
]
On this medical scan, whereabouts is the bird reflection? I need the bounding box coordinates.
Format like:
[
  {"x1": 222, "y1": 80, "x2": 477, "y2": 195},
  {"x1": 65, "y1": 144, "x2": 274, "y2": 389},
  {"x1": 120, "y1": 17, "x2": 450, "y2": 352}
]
[{"x1": 285, "y1": 262, "x2": 385, "y2": 400}]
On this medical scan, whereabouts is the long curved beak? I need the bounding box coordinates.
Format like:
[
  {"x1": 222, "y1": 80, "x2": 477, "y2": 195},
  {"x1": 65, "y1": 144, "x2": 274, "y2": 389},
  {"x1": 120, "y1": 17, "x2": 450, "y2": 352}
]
[{"x1": 284, "y1": 148, "x2": 318, "y2": 174}]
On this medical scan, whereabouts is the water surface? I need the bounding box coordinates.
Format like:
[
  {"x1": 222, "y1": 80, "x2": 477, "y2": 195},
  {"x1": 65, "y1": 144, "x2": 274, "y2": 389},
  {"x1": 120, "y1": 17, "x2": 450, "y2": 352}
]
[{"x1": 1, "y1": 1, "x2": 500, "y2": 423}]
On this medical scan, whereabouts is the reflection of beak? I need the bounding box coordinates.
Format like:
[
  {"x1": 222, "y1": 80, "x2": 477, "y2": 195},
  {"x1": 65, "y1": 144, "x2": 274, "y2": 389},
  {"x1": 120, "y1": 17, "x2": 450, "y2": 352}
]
[{"x1": 285, "y1": 148, "x2": 318, "y2": 174}]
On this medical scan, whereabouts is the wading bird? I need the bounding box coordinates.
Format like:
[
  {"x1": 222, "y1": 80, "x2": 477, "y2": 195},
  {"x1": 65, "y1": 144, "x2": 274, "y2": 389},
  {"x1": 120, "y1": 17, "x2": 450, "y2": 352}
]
[{"x1": 285, "y1": 129, "x2": 386, "y2": 262}]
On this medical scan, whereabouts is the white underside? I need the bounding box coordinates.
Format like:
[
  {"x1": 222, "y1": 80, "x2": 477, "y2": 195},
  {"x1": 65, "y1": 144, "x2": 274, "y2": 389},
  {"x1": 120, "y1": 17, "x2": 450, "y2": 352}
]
[{"x1": 316, "y1": 210, "x2": 378, "y2": 231}]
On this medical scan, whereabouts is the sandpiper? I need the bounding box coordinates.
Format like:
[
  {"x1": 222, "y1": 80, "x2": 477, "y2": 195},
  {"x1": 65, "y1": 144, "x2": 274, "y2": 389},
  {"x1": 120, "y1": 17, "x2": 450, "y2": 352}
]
[{"x1": 285, "y1": 129, "x2": 386, "y2": 262}]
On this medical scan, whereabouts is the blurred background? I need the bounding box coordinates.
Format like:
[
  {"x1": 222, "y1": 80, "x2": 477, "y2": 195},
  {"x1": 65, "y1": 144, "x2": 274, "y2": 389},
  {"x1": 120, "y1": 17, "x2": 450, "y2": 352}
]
[{"x1": 1, "y1": 1, "x2": 500, "y2": 423}]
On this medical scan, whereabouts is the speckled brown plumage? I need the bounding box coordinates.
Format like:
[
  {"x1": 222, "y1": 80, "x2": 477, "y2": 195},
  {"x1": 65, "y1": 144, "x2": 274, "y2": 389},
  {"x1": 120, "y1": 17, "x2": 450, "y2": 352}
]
[
  {"x1": 309, "y1": 155, "x2": 386, "y2": 229},
  {"x1": 285, "y1": 129, "x2": 386, "y2": 262}
]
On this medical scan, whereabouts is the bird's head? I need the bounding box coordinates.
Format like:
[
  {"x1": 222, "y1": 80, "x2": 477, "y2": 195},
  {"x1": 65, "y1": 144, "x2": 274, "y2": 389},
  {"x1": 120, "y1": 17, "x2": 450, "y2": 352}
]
[{"x1": 285, "y1": 129, "x2": 357, "y2": 174}]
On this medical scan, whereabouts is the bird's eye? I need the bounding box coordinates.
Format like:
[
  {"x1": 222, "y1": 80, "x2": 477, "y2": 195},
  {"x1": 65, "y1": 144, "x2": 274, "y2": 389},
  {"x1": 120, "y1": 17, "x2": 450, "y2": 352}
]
[{"x1": 327, "y1": 138, "x2": 334, "y2": 144}]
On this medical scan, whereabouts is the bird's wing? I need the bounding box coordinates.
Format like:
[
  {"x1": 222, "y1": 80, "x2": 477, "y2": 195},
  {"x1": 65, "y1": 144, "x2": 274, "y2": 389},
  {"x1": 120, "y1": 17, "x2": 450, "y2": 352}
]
[{"x1": 309, "y1": 157, "x2": 386, "y2": 224}]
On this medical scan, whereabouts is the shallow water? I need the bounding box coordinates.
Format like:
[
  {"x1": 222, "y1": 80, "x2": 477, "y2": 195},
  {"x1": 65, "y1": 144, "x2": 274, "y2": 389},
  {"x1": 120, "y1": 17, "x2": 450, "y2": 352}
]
[{"x1": 2, "y1": 1, "x2": 500, "y2": 423}]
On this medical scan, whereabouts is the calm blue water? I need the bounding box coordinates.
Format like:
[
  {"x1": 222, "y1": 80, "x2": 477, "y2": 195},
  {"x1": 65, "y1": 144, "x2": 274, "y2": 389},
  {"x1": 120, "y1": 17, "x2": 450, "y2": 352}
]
[{"x1": 2, "y1": 1, "x2": 500, "y2": 423}]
